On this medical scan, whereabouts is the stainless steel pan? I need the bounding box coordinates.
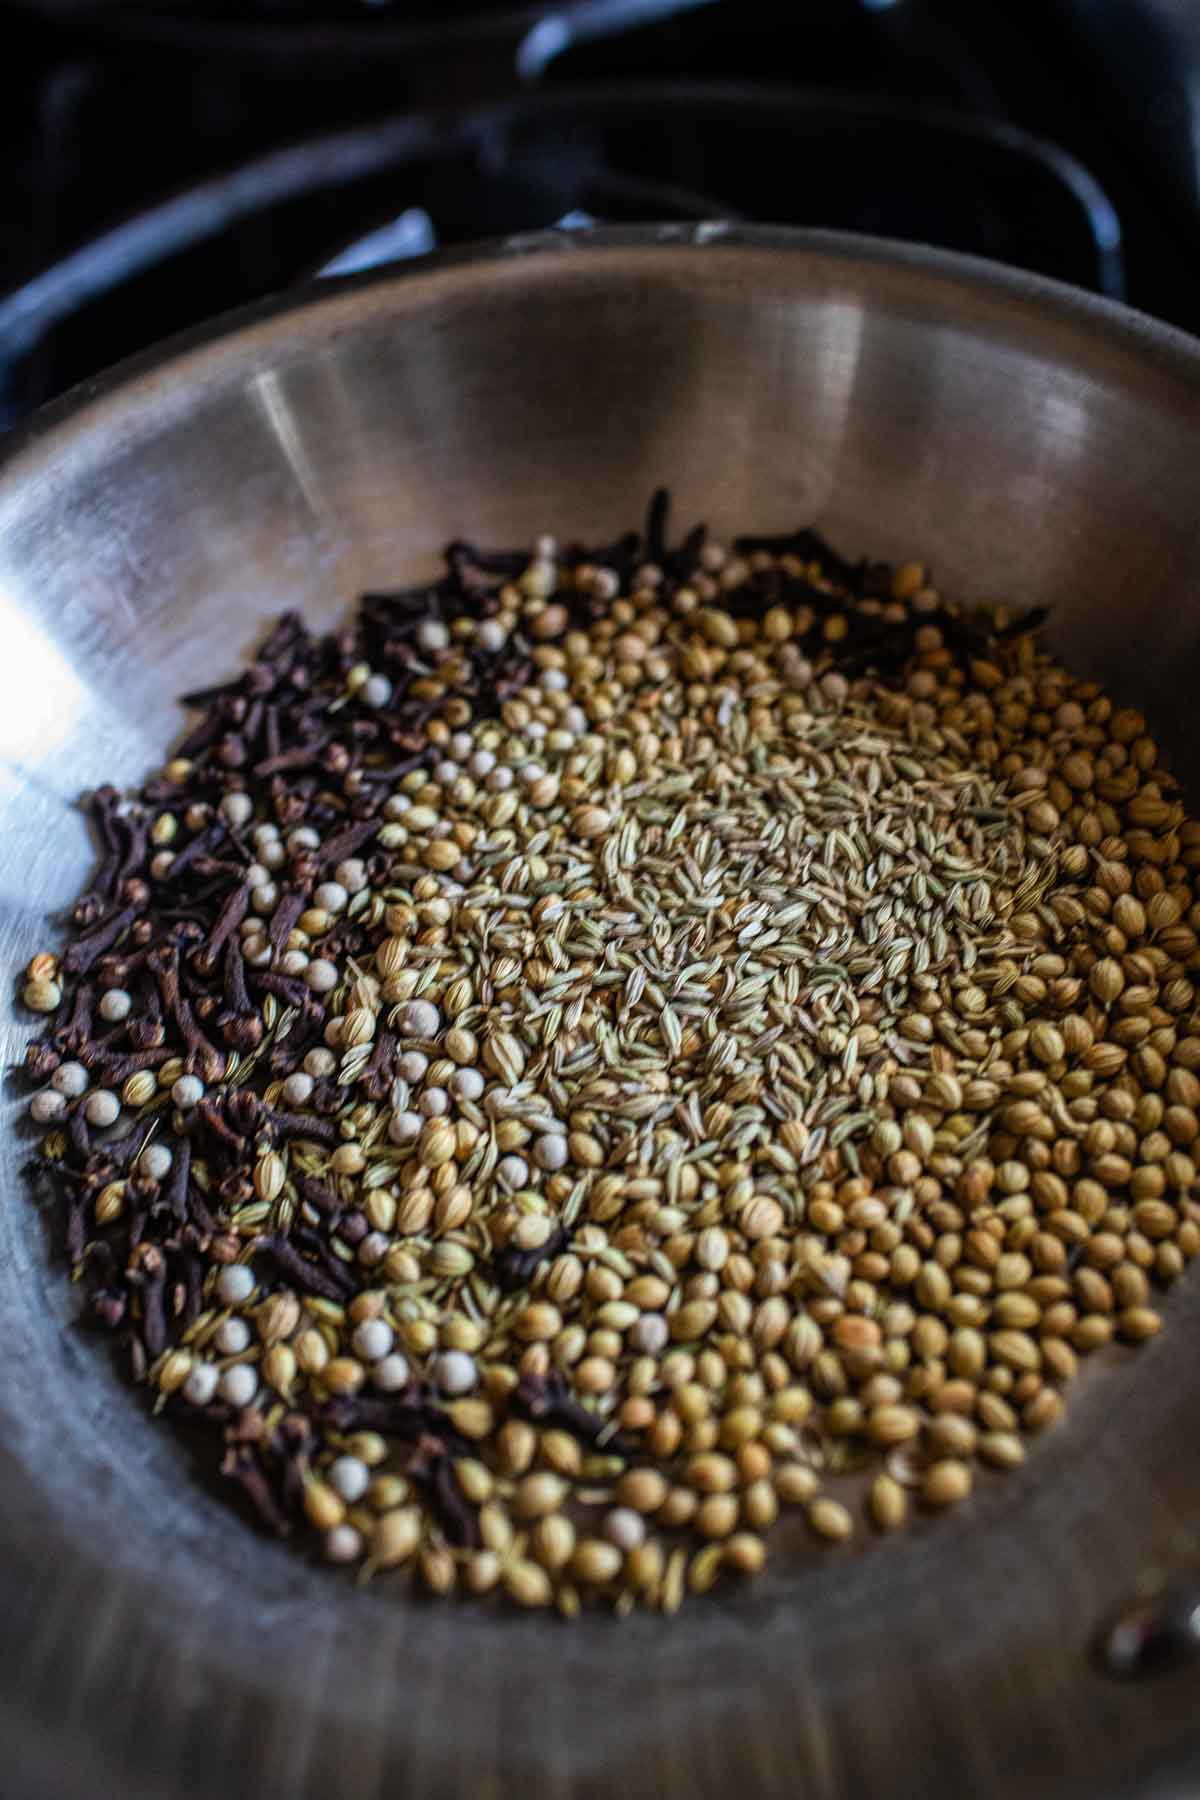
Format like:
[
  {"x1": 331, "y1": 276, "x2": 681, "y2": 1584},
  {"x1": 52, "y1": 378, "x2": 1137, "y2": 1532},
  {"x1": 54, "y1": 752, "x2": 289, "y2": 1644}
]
[{"x1": 2, "y1": 226, "x2": 1200, "y2": 1799}]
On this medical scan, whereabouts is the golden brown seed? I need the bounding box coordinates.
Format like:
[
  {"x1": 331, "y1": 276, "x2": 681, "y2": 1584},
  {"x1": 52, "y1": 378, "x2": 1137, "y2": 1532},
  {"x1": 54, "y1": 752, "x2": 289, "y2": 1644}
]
[
  {"x1": 253, "y1": 1152, "x2": 286, "y2": 1204},
  {"x1": 465, "y1": 1551, "x2": 502, "y2": 1596},
  {"x1": 625, "y1": 1541, "x2": 665, "y2": 1591},
  {"x1": 373, "y1": 1506, "x2": 421, "y2": 1567},
  {"x1": 868, "y1": 1473, "x2": 907, "y2": 1531},
  {"x1": 625, "y1": 1275, "x2": 671, "y2": 1309},
  {"x1": 927, "y1": 1415, "x2": 977, "y2": 1458},
  {"x1": 769, "y1": 1385, "x2": 813, "y2": 1424},
  {"x1": 741, "y1": 1197, "x2": 785, "y2": 1240},
  {"x1": 262, "y1": 1345, "x2": 296, "y2": 1392},
  {"x1": 495, "y1": 1419, "x2": 537, "y2": 1476},
  {"x1": 976, "y1": 1393, "x2": 1017, "y2": 1432},
  {"x1": 541, "y1": 1430, "x2": 583, "y2": 1476},
  {"x1": 23, "y1": 977, "x2": 62, "y2": 1013},
  {"x1": 568, "y1": 1131, "x2": 605, "y2": 1168},
  {"x1": 922, "y1": 1460, "x2": 973, "y2": 1508},
  {"x1": 617, "y1": 1468, "x2": 669, "y2": 1513},
  {"x1": 695, "y1": 607, "x2": 740, "y2": 647},
  {"x1": 572, "y1": 1540, "x2": 623, "y2": 1584},
  {"x1": 686, "y1": 1452, "x2": 737, "y2": 1494},
  {"x1": 867, "y1": 1405, "x2": 921, "y2": 1445},
  {"x1": 418, "y1": 1120, "x2": 457, "y2": 1168},
  {"x1": 575, "y1": 1356, "x2": 616, "y2": 1394},
  {"x1": 366, "y1": 1475, "x2": 408, "y2": 1511},
  {"x1": 571, "y1": 806, "x2": 613, "y2": 840},
  {"x1": 322, "y1": 1356, "x2": 365, "y2": 1395},
  {"x1": 992, "y1": 1293, "x2": 1040, "y2": 1330},
  {"x1": 1133, "y1": 1200, "x2": 1177, "y2": 1239},
  {"x1": 1072, "y1": 1315, "x2": 1113, "y2": 1353},
  {"x1": 514, "y1": 1302, "x2": 563, "y2": 1342},
  {"x1": 724, "y1": 1533, "x2": 768, "y2": 1576},
  {"x1": 531, "y1": 1515, "x2": 576, "y2": 1571},
  {"x1": 291, "y1": 1332, "x2": 325, "y2": 1368},
  {"x1": 989, "y1": 1330, "x2": 1041, "y2": 1372},
  {"x1": 672, "y1": 1382, "x2": 708, "y2": 1425},
  {"x1": 695, "y1": 1493, "x2": 740, "y2": 1539},
  {"x1": 1029, "y1": 1023, "x2": 1065, "y2": 1064},
  {"x1": 696, "y1": 1227, "x2": 729, "y2": 1271},
  {"x1": 774, "y1": 1462, "x2": 819, "y2": 1504},
  {"x1": 122, "y1": 1071, "x2": 158, "y2": 1109},
  {"x1": 448, "y1": 1399, "x2": 493, "y2": 1438},
  {"x1": 1041, "y1": 1338, "x2": 1078, "y2": 1383},
  {"x1": 514, "y1": 1472, "x2": 568, "y2": 1519},
  {"x1": 479, "y1": 1502, "x2": 515, "y2": 1556},
  {"x1": 978, "y1": 1432, "x2": 1026, "y2": 1469},
  {"x1": 155, "y1": 1350, "x2": 192, "y2": 1394},
  {"x1": 94, "y1": 1182, "x2": 124, "y2": 1225},
  {"x1": 455, "y1": 1459, "x2": 493, "y2": 1505},
  {"x1": 718, "y1": 1405, "x2": 762, "y2": 1449},
  {"x1": 742, "y1": 1480, "x2": 779, "y2": 1531},
  {"x1": 738, "y1": 1442, "x2": 772, "y2": 1484},
  {"x1": 1089, "y1": 958, "x2": 1125, "y2": 1004},
  {"x1": 672, "y1": 1300, "x2": 718, "y2": 1340},
  {"x1": 504, "y1": 1560, "x2": 554, "y2": 1608},
  {"x1": 419, "y1": 1546, "x2": 457, "y2": 1595},
  {"x1": 660, "y1": 1487, "x2": 699, "y2": 1529},
  {"x1": 1023, "y1": 1389, "x2": 1065, "y2": 1431},
  {"x1": 1118, "y1": 1307, "x2": 1162, "y2": 1342},
  {"x1": 807, "y1": 1497, "x2": 854, "y2": 1542}
]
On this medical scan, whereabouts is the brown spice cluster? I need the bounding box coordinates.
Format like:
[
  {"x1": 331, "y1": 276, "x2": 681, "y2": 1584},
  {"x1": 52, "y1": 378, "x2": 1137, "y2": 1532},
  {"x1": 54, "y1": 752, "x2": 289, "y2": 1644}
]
[{"x1": 20, "y1": 494, "x2": 1200, "y2": 1614}]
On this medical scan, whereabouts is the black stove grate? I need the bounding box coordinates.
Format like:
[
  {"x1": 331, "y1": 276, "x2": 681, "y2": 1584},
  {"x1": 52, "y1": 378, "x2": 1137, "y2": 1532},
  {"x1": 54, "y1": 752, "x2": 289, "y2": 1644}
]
[
  {"x1": 2, "y1": 0, "x2": 1199, "y2": 430},
  {"x1": 0, "y1": 86, "x2": 1130, "y2": 427}
]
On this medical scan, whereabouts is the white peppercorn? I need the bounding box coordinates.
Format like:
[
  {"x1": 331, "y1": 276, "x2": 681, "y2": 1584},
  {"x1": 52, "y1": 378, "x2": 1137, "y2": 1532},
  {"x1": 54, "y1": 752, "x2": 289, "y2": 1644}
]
[
  {"x1": 399, "y1": 999, "x2": 440, "y2": 1038},
  {"x1": 219, "y1": 792, "x2": 254, "y2": 830},
  {"x1": 450, "y1": 1068, "x2": 485, "y2": 1102},
  {"x1": 216, "y1": 1265, "x2": 255, "y2": 1306},
  {"x1": 171, "y1": 1075, "x2": 204, "y2": 1110},
  {"x1": 183, "y1": 1363, "x2": 219, "y2": 1407},
  {"x1": 329, "y1": 1456, "x2": 371, "y2": 1504},
  {"x1": 435, "y1": 1351, "x2": 477, "y2": 1395},
  {"x1": 352, "y1": 1319, "x2": 394, "y2": 1363},
  {"x1": 30, "y1": 1089, "x2": 66, "y2": 1124},
  {"x1": 388, "y1": 1111, "x2": 422, "y2": 1147},
  {"x1": 218, "y1": 1364, "x2": 258, "y2": 1408},
  {"x1": 215, "y1": 1317, "x2": 252, "y2": 1356},
  {"x1": 373, "y1": 1353, "x2": 411, "y2": 1393},
  {"x1": 51, "y1": 1061, "x2": 90, "y2": 1098},
  {"x1": 84, "y1": 1089, "x2": 120, "y2": 1128},
  {"x1": 282, "y1": 1072, "x2": 314, "y2": 1107},
  {"x1": 138, "y1": 1142, "x2": 174, "y2": 1182},
  {"x1": 325, "y1": 1524, "x2": 364, "y2": 1564}
]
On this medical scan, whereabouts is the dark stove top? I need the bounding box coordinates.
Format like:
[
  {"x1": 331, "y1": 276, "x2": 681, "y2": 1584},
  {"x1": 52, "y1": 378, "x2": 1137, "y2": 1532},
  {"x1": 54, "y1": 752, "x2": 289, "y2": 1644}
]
[{"x1": 4, "y1": 0, "x2": 1200, "y2": 430}]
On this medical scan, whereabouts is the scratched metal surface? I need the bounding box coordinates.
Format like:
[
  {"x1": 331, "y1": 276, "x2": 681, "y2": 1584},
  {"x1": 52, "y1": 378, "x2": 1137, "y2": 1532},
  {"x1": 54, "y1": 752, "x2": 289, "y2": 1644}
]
[{"x1": 2, "y1": 228, "x2": 1200, "y2": 1797}]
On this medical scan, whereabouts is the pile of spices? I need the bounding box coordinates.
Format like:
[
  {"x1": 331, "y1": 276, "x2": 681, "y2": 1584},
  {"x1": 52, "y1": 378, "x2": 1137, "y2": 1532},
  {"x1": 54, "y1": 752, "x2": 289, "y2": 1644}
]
[{"x1": 19, "y1": 492, "x2": 1200, "y2": 1614}]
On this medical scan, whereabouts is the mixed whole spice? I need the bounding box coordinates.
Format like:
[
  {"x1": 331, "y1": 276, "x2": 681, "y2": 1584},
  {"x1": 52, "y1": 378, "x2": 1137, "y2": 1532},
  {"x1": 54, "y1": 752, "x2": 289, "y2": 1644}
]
[{"x1": 19, "y1": 492, "x2": 1200, "y2": 1614}]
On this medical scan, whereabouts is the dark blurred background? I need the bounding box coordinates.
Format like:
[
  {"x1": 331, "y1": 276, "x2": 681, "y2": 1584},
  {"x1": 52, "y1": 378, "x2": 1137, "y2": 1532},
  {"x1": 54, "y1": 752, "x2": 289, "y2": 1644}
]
[{"x1": 2, "y1": 0, "x2": 1198, "y2": 429}]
